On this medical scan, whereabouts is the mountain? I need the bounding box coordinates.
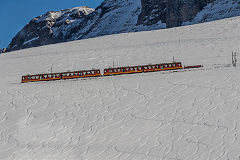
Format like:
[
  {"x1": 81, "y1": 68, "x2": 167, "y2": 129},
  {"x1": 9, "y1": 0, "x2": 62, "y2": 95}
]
[{"x1": 5, "y1": 0, "x2": 240, "y2": 52}]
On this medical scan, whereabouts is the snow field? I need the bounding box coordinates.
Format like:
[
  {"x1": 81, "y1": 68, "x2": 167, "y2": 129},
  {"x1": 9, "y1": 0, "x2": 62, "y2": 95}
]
[{"x1": 0, "y1": 16, "x2": 240, "y2": 159}]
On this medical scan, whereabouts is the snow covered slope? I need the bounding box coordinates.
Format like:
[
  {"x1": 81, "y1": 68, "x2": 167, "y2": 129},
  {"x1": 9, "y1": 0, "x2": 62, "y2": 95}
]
[{"x1": 1, "y1": 16, "x2": 240, "y2": 160}]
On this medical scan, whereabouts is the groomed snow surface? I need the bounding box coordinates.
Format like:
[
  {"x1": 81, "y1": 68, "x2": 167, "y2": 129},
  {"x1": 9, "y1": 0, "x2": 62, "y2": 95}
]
[{"x1": 1, "y1": 16, "x2": 240, "y2": 160}]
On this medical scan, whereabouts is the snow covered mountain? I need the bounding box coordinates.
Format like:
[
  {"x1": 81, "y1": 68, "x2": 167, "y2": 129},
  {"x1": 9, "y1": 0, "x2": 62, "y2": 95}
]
[{"x1": 5, "y1": 0, "x2": 240, "y2": 52}]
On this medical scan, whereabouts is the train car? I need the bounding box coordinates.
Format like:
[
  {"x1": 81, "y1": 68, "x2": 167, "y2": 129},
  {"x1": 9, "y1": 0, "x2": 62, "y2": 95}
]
[
  {"x1": 103, "y1": 62, "x2": 183, "y2": 76},
  {"x1": 61, "y1": 69, "x2": 101, "y2": 80},
  {"x1": 103, "y1": 66, "x2": 143, "y2": 76},
  {"x1": 21, "y1": 69, "x2": 101, "y2": 83},
  {"x1": 21, "y1": 73, "x2": 62, "y2": 83},
  {"x1": 142, "y1": 62, "x2": 182, "y2": 72},
  {"x1": 184, "y1": 65, "x2": 202, "y2": 69}
]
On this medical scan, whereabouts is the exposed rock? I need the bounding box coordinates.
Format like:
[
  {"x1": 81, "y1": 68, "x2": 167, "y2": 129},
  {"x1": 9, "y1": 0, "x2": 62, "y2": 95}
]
[
  {"x1": 0, "y1": 48, "x2": 6, "y2": 53},
  {"x1": 138, "y1": 0, "x2": 167, "y2": 25},
  {"x1": 166, "y1": 0, "x2": 215, "y2": 28}
]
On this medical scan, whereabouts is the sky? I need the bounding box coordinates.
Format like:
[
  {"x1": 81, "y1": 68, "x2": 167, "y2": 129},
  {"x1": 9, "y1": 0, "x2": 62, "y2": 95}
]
[{"x1": 0, "y1": 0, "x2": 104, "y2": 49}]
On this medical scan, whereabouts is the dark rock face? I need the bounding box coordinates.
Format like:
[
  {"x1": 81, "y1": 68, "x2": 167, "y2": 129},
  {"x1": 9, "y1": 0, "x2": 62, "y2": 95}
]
[
  {"x1": 138, "y1": 0, "x2": 214, "y2": 28},
  {"x1": 138, "y1": 0, "x2": 167, "y2": 25},
  {"x1": 166, "y1": 0, "x2": 214, "y2": 27},
  {"x1": 5, "y1": 0, "x2": 240, "y2": 52}
]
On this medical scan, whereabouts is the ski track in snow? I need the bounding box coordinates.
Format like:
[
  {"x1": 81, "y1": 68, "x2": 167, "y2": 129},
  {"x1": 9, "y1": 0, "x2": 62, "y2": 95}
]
[{"x1": 1, "y1": 17, "x2": 240, "y2": 160}]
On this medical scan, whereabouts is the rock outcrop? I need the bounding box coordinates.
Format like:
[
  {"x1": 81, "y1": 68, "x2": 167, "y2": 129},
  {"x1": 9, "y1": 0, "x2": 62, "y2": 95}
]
[{"x1": 0, "y1": 48, "x2": 6, "y2": 54}]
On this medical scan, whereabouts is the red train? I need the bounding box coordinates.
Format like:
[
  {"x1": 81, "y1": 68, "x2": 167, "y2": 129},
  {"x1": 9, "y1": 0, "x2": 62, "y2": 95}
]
[
  {"x1": 22, "y1": 69, "x2": 101, "y2": 83},
  {"x1": 103, "y1": 62, "x2": 183, "y2": 76},
  {"x1": 21, "y1": 62, "x2": 202, "y2": 83}
]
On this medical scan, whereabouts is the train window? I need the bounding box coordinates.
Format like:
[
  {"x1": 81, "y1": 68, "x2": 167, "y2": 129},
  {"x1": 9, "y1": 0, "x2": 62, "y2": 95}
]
[
  {"x1": 152, "y1": 66, "x2": 155, "y2": 69},
  {"x1": 117, "y1": 69, "x2": 121, "y2": 72},
  {"x1": 173, "y1": 64, "x2": 176, "y2": 67},
  {"x1": 113, "y1": 69, "x2": 117, "y2": 72},
  {"x1": 144, "y1": 66, "x2": 147, "y2": 69},
  {"x1": 161, "y1": 65, "x2": 164, "y2": 69},
  {"x1": 148, "y1": 66, "x2": 152, "y2": 69},
  {"x1": 169, "y1": 64, "x2": 172, "y2": 67},
  {"x1": 122, "y1": 68, "x2": 125, "y2": 72},
  {"x1": 130, "y1": 68, "x2": 133, "y2": 71},
  {"x1": 138, "y1": 67, "x2": 141, "y2": 70},
  {"x1": 165, "y1": 65, "x2": 168, "y2": 67}
]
